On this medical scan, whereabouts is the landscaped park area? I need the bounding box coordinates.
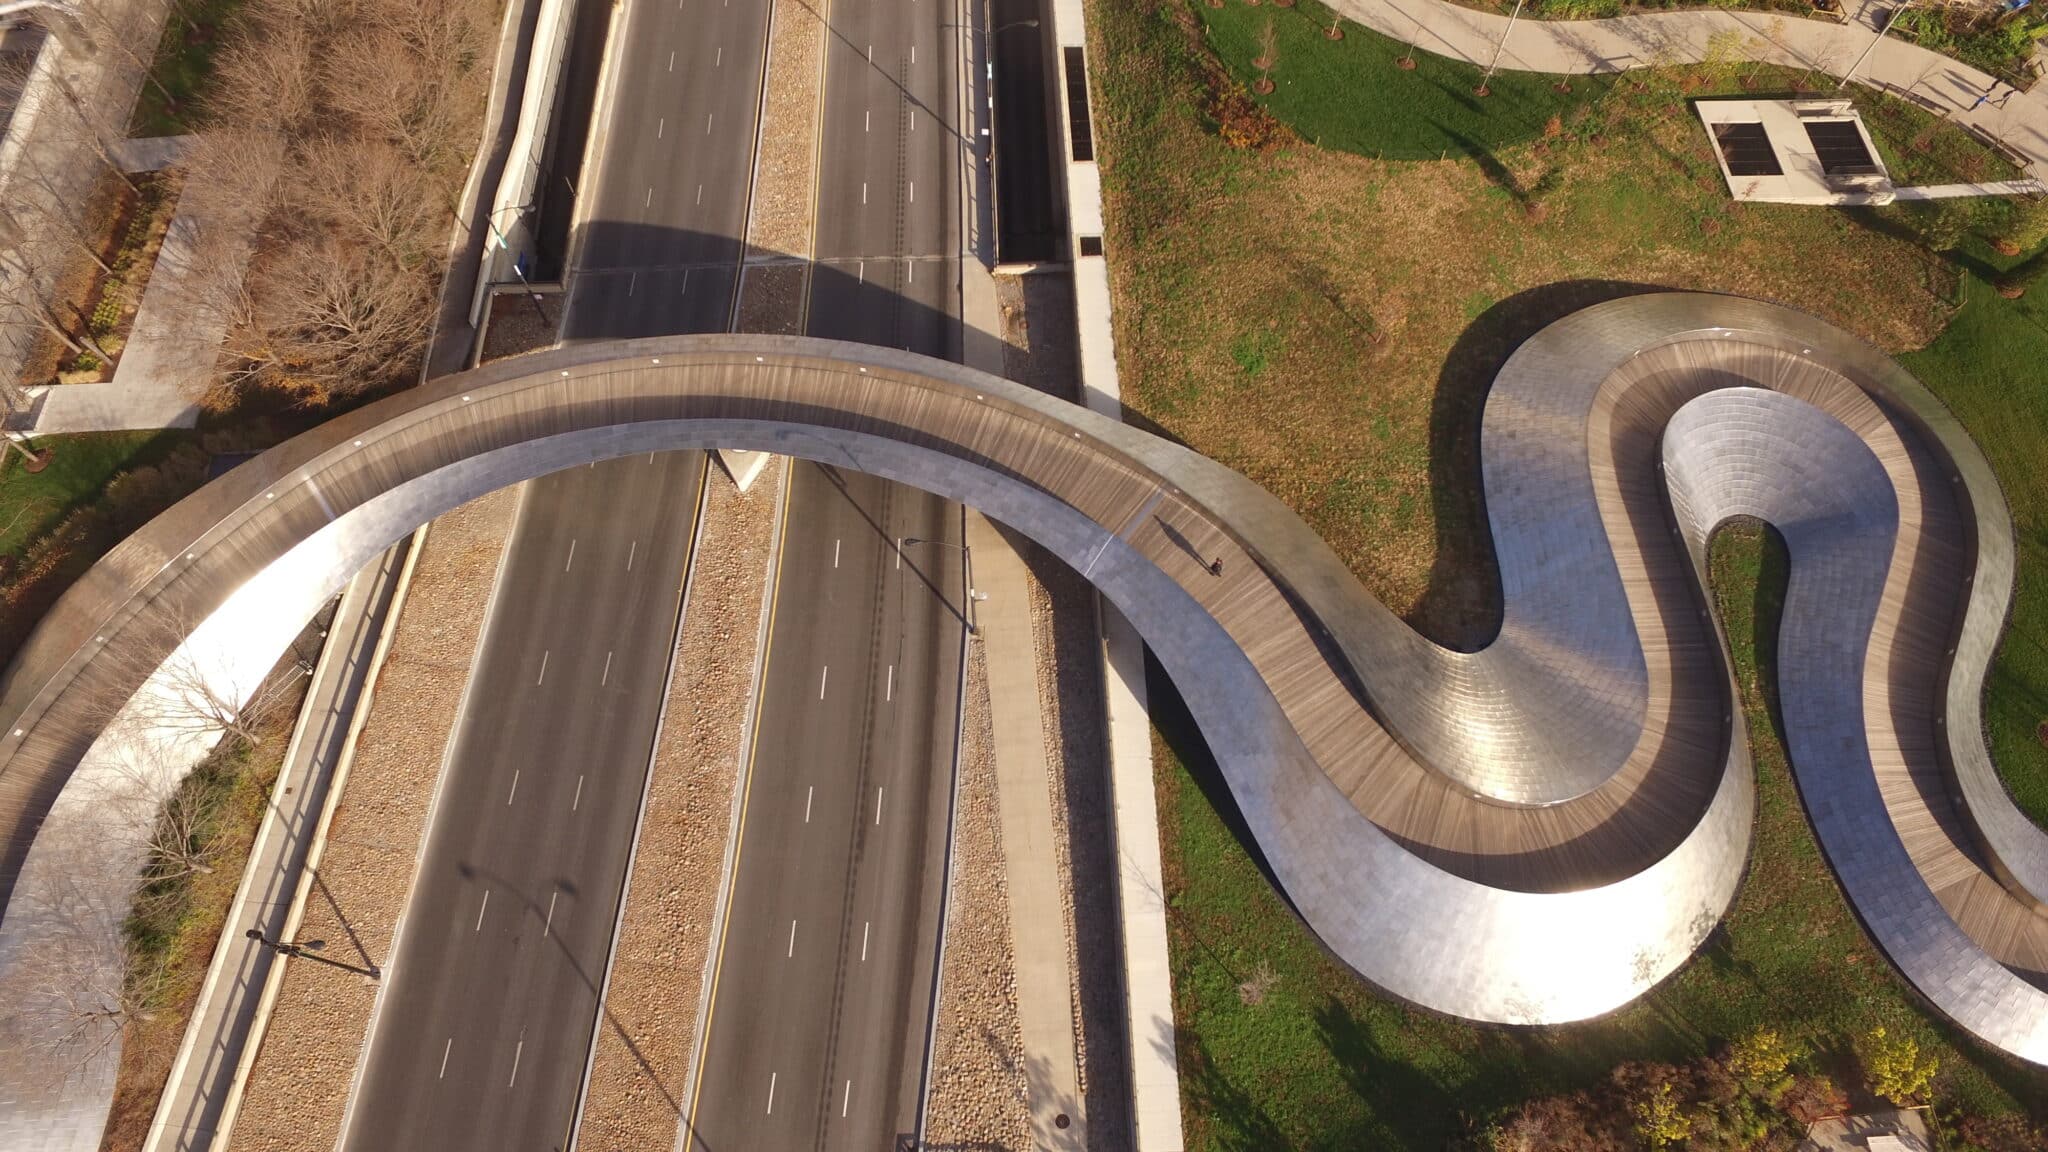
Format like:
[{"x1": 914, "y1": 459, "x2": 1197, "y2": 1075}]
[{"x1": 1089, "y1": 0, "x2": 2048, "y2": 1146}]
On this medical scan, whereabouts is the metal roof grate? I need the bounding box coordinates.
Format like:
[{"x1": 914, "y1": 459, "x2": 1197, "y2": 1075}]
[
  {"x1": 1713, "y1": 121, "x2": 1782, "y2": 177},
  {"x1": 1804, "y1": 119, "x2": 1880, "y2": 175}
]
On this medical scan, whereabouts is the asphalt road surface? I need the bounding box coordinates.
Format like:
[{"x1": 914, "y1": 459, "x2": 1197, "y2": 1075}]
[
  {"x1": 342, "y1": 456, "x2": 704, "y2": 1152},
  {"x1": 560, "y1": 0, "x2": 770, "y2": 339},
  {"x1": 682, "y1": 0, "x2": 972, "y2": 1143},
  {"x1": 341, "y1": 0, "x2": 770, "y2": 1144},
  {"x1": 685, "y1": 466, "x2": 966, "y2": 1151}
]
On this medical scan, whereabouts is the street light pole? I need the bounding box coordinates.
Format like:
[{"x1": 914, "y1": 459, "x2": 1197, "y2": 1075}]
[
  {"x1": 246, "y1": 927, "x2": 381, "y2": 978},
  {"x1": 1839, "y1": 1, "x2": 1906, "y2": 89},
  {"x1": 901, "y1": 536, "x2": 979, "y2": 636},
  {"x1": 482, "y1": 203, "x2": 554, "y2": 329}
]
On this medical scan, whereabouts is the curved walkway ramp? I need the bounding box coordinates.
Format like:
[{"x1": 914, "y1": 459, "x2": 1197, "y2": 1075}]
[{"x1": 0, "y1": 294, "x2": 2044, "y2": 1111}]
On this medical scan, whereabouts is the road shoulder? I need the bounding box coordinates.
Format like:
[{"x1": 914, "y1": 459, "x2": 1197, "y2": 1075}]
[{"x1": 219, "y1": 490, "x2": 521, "y2": 1152}]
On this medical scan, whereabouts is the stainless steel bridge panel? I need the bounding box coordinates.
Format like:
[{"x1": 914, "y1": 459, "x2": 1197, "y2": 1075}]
[
  {"x1": 0, "y1": 292, "x2": 2037, "y2": 1073},
  {"x1": 1663, "y1": 387, "x2": 2048, "y2": 1062}
]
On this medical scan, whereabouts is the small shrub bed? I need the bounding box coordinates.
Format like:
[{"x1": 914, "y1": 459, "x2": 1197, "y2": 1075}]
[{"x1": 1890, "y1": 6, "x2": 2046, "y2": 91}]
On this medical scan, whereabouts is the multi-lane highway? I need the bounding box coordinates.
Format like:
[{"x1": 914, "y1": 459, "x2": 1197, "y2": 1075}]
[
  {"x1": 679, "y1": 0, "x2": 972, "y2": 1144},
  {"x1": 685, "y1": 468, "x2": 965, "y2": 1149},
  {"x1": 341, "y1": 0, "x2": 771, "y2": 1145},
  {"x1": 342, "y1": 0, "x2": 976, "y2": 1142},
  {"x1": 559, "y1": 0, "x2": 770, "y2": 340},
  {"x1": 342, "y1": 456, "x2": 704, "y2": 1152}
]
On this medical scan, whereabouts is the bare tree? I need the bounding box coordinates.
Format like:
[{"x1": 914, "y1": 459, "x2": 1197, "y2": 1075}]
[
  {"x1": 296, "y1": 136, "x2": 441, "y2": 271},
  {"x1": 139, "y1": 767, "x2": 228, "y2": 882},
  {"x1": 228, "y1": 238, "x2": 434, "y2": 403},
  {"x1": 3, "y1": 815, "x2": 157, "y2": 1082},
  {"x1": 176, "y1": 0, "x2": 500, "y2": 405},
  {"x1": 205, "y1": 1, "x2": 322, "y2": 139},
  {"x1": 0, "y1": 238, "x2": 116, "y2": 365},
  {"x1": 44, "y1": 66, "x2": 141, "y2": 193},
  {"x1": 321, "y1": 0, "x2": 495, "y2": 175},
  {"x1": 89, "y1": 603, "x2": 312, "y2": 752}
]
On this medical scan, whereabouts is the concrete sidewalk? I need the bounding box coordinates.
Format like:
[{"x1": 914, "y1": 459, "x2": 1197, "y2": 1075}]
[
  {"x1": 139, "y1": 542, "x2": 414, "y2": 1152},
  {"x1": 1328, "y1": 0, "x2": 2048, "y2": 180},
  {"x1": 966, "y1": 511, "x2": 1088, "y2": 1150},
  {"x1": 24, "y1": 158, "x2": 253, "y2": 436},
  {"x1": 102, "y1": 172, "x2": 254, "y2": 410}
]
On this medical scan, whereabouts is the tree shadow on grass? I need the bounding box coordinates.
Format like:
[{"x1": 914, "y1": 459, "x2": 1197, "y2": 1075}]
[
  {"x1": 1408, "y1": 279, "x2": 1667, "y2": 650},
  {"x1": 1177, "y1": 1022, "x2": 1292, "y2": 1152}
]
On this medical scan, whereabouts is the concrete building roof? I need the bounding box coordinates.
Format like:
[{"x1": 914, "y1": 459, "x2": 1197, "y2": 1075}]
[{"x1": 1697, "y1": 98, "x2": 1895, "y2": 204}]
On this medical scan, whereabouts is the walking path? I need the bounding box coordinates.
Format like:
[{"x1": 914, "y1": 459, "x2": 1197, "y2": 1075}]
[
  {"x1": 108, "y1": 133, "x2": 196, "y2": 175},
  {"x1": 25, "y1": 141, "x2": 249, "y2": 437},
  {"x1": 0, "y1": 0, "x2": 170, "y2": 389},
  {"x1": 1328, "y1": 0, "x2": 2048, "y2": 180},
  {"x1": 97, "y1": 171, "x2": 253, "y2": 418},
  {"x1": 965, "y1": 510, "x2": 1088, "y2": 1150}
]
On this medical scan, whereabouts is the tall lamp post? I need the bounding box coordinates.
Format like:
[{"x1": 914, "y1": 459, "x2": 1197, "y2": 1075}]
[
  {"x1": 1839, "y1": 1, "x2": 1911, "y2": 89},
  {"x1": 246, "y1": 927, "x2": 381, "y2": 978},
  {"x1": 481, "y1": 202, "x2": 554, "y2": 328},
  {"x1": 901, "y1": 536, "x2": 980, "y2": 636}
]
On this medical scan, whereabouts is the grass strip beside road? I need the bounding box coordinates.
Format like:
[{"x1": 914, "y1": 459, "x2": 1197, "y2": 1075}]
[{"x1": 98, "y1": 704, "x2": 301, "y2": 1152}]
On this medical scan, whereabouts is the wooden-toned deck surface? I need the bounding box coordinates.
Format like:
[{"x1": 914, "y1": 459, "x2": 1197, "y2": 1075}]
[{"x1": 0, "y1": 326, "x2": 2038, "y2": 986}]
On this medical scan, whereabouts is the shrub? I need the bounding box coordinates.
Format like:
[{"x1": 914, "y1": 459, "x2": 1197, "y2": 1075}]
[
  {"x1": 1483, "y1": 1090, "x2": 1630, "y2": 1152},
  {"x1": 1956, "y1": 1114, "x2": 2047, "y2": 1152},
  {"x1": 90, "y1": 292, "x2": 124, "y2": 336},
  {"x1": 1779, "y1": 1073, "x2": 1848, "y2": 1124},
  {"x1": 1626, "y1": 1080, "x2": 1691, "y2": 1150},
  {"x1": 1912, "y1": 200, "x2": 1976, "y2": 252},
  {"x1": 1858, "y1": 1025, "x2": 1939, "y2": 1105},
  {"x1": 1724, "y1": 1027, "x2": 1797, "y2": 1101},
  {"x1": 103, "y1": 445, "x2": 210, "y2": 532},
  {"x1": 1999, "y1": 197, "x2": 2048, "y2": 256}
]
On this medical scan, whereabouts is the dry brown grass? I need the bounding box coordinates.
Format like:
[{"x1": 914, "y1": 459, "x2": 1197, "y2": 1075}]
[
  {"x1": 1096, "y1": 0, "x2": 1957, "y2": 647},
  {"x1": 97, "y1": 703, "x2": 300, "y2": 1152}
]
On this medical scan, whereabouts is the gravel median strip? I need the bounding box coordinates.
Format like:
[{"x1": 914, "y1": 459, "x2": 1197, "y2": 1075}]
[
  {"x1": 736, "y1": 0, "x2": 828, "y2": 329},
  {"x1": 922, "y1": 641, "x2": 1036, "y2": 1148},
  {"x1": 223, "y1": 488, "x2": 521, "y2": 1152},
  {"x1": 574, "y1": 457, "x2": 788, "y2": 1149}
]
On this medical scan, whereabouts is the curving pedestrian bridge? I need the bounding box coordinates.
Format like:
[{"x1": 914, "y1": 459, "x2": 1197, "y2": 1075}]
[{"x1": 2, "y1": 291, "x2": 2046, "y2": 1071}]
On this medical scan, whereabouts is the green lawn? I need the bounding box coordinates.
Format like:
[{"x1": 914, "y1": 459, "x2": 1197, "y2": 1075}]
[
  {"x1": 1094, "y1": 0, "x2": 2048, "y2": 1143},
  {"x1": 1199, "y1": 0, "x2": 1612, "y2": 158},
  {"x1": 0, "y1": 431, "x2": 189, "y2": 559},
  {"x1": 129, "y1": 0, "x2": 246, "y2": 137},
  {"x1": 1899, "y1": 278, "x2": 2048, "y2": 830}
]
